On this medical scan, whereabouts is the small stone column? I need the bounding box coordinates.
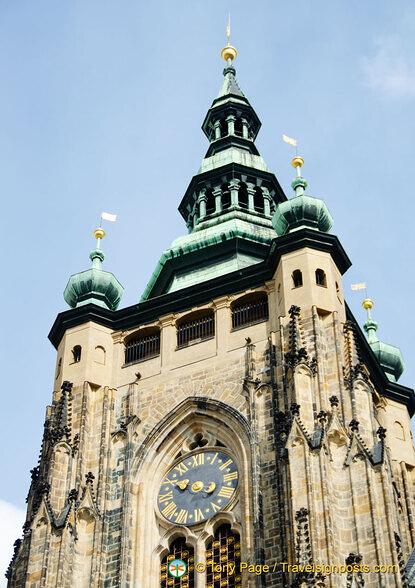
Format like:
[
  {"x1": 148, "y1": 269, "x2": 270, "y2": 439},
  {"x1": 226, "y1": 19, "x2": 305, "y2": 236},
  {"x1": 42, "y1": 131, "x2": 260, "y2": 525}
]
[
  {"x1": 198, "y1": 189, "x2": 207, "y2": 219},
  {"x1": 213, "y1": 186, "x2": 222, "y2": 214},
  {"x1": 247, "y1": 183, "x2": 256, "y2": 212},
  {"x1": 242, "y1": 118, "x2": 249, "y2": 139},
  {"x1": 214, "y1": 120, "x2": 221, "y2": 140},
  {"x1": 229, "y1": 179, "x2": 239, "y2": 207},
  {"x1": 262, "y1": 187, "x2": 271, "y2": 216},
  {"x1": 226, "y1": 115, "x2": 236, "y2": 136}
]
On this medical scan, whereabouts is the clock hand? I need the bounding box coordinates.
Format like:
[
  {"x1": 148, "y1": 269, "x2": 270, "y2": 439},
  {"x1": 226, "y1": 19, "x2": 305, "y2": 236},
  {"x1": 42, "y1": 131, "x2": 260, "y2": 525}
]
[
  {"x1": 204, "y1": 482, "x2": 216, "y2": 494},
  {"x1": 176, "y1": 479, "x2": 190, "y2": 490}
]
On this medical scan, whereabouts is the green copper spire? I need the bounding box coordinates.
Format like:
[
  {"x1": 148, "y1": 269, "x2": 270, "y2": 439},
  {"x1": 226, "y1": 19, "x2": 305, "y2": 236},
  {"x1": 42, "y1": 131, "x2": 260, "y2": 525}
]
[
  {"x1": 141, "y1": 44, "x2": 287, "y2": 300},
  {"x1": 362, "y1": 298, "x2": 404, "y2": 382},
  {"x1": 272, "y1": 157, "x2": 333, "y2": 235},
  {"x1": 64, "y1": 228, "x2": 124, "y2": 311}
]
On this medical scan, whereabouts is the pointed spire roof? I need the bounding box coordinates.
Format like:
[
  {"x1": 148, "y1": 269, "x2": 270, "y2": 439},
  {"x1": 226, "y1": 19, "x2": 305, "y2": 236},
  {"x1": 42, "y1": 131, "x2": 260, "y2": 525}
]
[{"x1": 216, "y1": 64, "x2": 245, "y2": 99}]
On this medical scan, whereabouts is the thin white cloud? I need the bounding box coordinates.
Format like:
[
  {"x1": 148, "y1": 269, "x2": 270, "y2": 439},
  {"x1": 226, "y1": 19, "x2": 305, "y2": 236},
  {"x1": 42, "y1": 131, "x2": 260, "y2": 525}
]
[
  {"x1": 362, "y1": 36, "x2": 415, "y2": 98},
  {"x1": 0, "y1": 500, "x2": 25, "y2": 588}
]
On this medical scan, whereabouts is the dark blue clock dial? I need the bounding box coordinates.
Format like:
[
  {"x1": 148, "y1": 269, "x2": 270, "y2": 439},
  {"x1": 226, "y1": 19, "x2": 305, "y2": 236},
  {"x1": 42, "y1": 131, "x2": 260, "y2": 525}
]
[{"x1": 157, "y1": 450, "x2": 239, "y2": 526}]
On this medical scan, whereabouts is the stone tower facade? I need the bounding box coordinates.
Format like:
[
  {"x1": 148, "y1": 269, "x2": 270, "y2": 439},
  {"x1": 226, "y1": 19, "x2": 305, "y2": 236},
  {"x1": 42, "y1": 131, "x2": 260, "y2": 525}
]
[{"x1": 6, "y1": 45, "x2": 415, "y2": 588}]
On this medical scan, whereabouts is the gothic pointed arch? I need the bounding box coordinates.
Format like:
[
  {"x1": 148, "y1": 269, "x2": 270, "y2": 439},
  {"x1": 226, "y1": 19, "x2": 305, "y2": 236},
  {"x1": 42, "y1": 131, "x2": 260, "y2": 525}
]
[{"x1": 123, "y1": 397, "x2": 254, "y2": 587}]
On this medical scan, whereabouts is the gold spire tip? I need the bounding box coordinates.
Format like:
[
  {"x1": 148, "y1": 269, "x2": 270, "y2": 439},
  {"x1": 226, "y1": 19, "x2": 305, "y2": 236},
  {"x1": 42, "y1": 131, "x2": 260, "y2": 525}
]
[
  {"x1": 221, "y1": 16, "x2": 237, "y2": 62},
  {"x1": 362, "y1": 298, "x2": 374, "y2": 310},
  {"x1": 291, "y1": 156, "x2": 304, "y2": 169},
  {"x1": 94, "y1": 228, "x2": 106, "y2": 240}
]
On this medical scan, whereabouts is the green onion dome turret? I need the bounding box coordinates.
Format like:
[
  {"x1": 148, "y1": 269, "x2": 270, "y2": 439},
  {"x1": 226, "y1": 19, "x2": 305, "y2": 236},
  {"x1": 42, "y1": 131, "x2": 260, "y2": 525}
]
[
  {"x1": 362, "y1": 298, "x2": 404, "y2": 382},
  {"x1": 64, "y1": 228, "x2": 124, "y2": 311},
  {"x1": 272, "y1": 157, "x2": 333, "y2": 236}
]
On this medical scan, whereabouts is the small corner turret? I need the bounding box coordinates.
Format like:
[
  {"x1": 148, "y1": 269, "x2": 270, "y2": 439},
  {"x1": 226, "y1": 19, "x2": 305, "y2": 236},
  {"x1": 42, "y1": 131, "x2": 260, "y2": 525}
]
[
  {"x1": 362, "y1": 297, "x2": 405, "y2": 382},
  {"x1": 64, "y1": 227, "x2": 124, "y2": 311},
  {"x1": 272, "y1": 156, "x2": 333, "y2": 235}
]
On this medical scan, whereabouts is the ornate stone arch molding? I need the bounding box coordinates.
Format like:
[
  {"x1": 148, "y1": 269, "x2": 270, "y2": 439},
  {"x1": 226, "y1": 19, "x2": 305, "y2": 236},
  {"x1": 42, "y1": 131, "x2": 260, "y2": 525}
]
[{"x1": 123, "y1": 397, "x2": 253, "y2": 587}]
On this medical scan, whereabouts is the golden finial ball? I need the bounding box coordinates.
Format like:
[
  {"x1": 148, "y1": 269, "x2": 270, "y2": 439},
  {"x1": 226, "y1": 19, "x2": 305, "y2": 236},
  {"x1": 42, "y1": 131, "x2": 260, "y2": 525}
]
[
  {"x1": 221, "y1": 44, "x2": 237, "y2": 62},
  {"x1": 291, "y1": 156, "x2": 304, "y2": 169},
  {"x1": 94, "y1": 228, "x2": 106, "y2": 240},
  {"x1": 362, "y1": 298, "x2": 374, "y2": 310}
]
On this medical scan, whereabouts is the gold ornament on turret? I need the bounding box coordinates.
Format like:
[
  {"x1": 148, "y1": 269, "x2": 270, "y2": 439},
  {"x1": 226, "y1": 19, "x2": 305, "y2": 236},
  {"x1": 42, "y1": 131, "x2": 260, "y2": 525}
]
[{"x1": 221, "y1": 16, "x2": 237, "y2": 62}]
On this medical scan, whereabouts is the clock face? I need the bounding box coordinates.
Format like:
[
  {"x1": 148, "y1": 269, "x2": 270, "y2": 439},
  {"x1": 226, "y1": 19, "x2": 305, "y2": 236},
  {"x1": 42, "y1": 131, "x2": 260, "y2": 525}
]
[{"x1": 157, "y1": 450, "x2": 238, "y2": 526}]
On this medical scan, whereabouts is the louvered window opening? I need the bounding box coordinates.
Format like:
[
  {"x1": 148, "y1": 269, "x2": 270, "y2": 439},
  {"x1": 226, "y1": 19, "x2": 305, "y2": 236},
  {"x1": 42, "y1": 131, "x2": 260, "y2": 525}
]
[
  {"x1": 160, "y1": 538, "x2": 194, "y2": 588},
  {"x1": 206, "y1": 525, "x2": 241, "y2": 588},
  {"x1": 125, "y1": 332, "x2": 160, "y2": 364},
  {"x1": 177, "y1": 314, "x2": 215, "y2": 348},
  {"x1": 232, "y1": 296, "x2": 269, "y2": 329}
]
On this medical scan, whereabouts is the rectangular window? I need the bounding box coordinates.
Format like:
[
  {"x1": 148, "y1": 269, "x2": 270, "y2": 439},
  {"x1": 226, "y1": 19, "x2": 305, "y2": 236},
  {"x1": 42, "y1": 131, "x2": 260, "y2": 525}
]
[
  {"x1": 125, "y1": 332, "x2": 160, "y2": 364},
  {"x1": 177, "y1": 314, "x2": 215, "y2": 348},
  {"x1": 231, "y1": 296, "x2": 269, "y2": 329}
]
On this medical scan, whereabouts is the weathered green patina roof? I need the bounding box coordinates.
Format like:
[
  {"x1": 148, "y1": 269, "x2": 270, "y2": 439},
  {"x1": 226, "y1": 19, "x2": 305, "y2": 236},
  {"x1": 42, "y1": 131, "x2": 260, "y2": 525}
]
[
  {"x1": 142, "y1": 57, "x2": 286, "y2": 301},
  {"x1": 272, "y1": 166, "x2": 333, "y2": 236},
  {"x1": 64, "y1": 247, "x2": 124, "y2": 311},
  {"x1": 216, "y1": 64, "x2": 245, "y2": 99},
  {"x1": 364, "y1": 308, "x2": 405, "y2": 382}
]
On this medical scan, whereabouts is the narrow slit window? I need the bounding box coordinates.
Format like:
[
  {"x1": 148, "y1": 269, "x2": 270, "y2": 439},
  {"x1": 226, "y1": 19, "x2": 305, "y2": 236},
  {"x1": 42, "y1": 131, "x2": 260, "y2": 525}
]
[
  {"x1": 292, "y1": 270, "x2": 303, "y2": 288},
  {"x1": 238, "y1": 183, "x2": 248, "y2": 209},
  {"x1": 253, "y1": 187, "x2": 264, "y2": 214},
  {"x1": 222, "y1": 183, "x2": 231, "y2": 209},
  {"x1": 316, "y1": 269, "x2": 327, "y2": 287}
]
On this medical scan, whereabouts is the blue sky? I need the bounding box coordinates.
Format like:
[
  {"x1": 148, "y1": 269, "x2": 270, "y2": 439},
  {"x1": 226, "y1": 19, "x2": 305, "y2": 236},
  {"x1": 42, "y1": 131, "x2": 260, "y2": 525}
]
[{"x1": 1, "y1": 1, "x2": 414, "y2": 580}]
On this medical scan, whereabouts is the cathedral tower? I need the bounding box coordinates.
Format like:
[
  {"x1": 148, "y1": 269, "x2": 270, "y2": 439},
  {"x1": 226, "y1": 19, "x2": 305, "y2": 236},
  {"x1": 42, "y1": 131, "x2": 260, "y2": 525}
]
[{"x1": 6, "y1": 41, "x2": 415, "y2": 588}]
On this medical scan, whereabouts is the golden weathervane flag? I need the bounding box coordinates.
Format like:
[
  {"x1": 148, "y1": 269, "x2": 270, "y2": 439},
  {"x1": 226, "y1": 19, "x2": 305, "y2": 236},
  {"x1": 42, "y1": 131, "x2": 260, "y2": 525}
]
[
  {"x1": 282, "y1": 134, "x2": 297, "y2": 147},
  {"x1": 351, "y1": 283, "x2": 366, "y2": 291}
]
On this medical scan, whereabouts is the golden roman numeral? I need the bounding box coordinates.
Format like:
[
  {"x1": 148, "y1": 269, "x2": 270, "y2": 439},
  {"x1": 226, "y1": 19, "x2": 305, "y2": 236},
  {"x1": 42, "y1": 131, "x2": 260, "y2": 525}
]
[
  {"x1": 211, "y1": 502, "x2": 220, "y2": 512},
  {"x1": 175, "y1": 509, "x2": 188, "y2": 524},
  {"x1": 161, "y1": 502, "x2": 177, "y2": 519},
  {"x1": 194, "y1": 508, "x2": 204, "y2": 522},
  {"x1": 219, "y1": 459, "x2": 232, "y2": 471},
  {"x1": 217, "y1": 486, "x2": 234, "y2": 498},
  {"x1": 210, "y1": 452, "x2": 218, "y2": 465},
  {"x1": 158, "y1": 491, "x2": 173, "y2": 503},
  {"x1": 175, "y1": 462, "x2": 189, "y2": 475},
  {"x1": 223, "y1": 472, "x2": 238, "y2": 482},
  {"x1": 192, "y1": 453, "x2": 204, "y2": 467},
  {"x1": 163, "y1": 477, "x2": 176, "y2": 487}
]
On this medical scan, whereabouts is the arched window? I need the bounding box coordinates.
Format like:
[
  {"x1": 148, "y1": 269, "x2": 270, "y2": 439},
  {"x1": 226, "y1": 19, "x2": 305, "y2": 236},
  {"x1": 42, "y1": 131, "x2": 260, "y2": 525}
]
[
  {"x1": 94, "y1": 346, "x2": 106, "y2": 365},
  {"x1": 292, "y1": 270, "x2": 303, "y2": 288},
  {"x1": 72, "y1": 346, "x2": 82, "y2": 363},
  {"x1": 177, "y1": 309, "x2": 215, "y2": 348},
  {"x1": 315, "y1": 269, "x2": 327, "y2": 287},
  {"x1": 394, "y1": 421, "x2": 405, "y2": 441},
  {"x1": 160, "y1": 537, "x2": 194, "y2": 588},
  {"x1": 231, "y1": 292, "x2": 269, "y2": 329},
  {"x1": 238, "y1": 183, "x2": 248, "y2": 209},
  {"x1": 220, "y1": 119, "x2": 228, "y2": 138},
  {"x1": 234, "y1": 117, "x2": 243, "y2": 136},
  {"x1": 206, "y1": 189, "x2": 216, "y2": 215},
  {"x1": 206, "y1": 524, "x2": 241, "y2": 587},
  {"x1": 125, "y1": 327, "x2": 160, "y2": 364},
  {"x1": 253, "y1": 187, "x2": 264, "y2": 214},
  {"x1": 221, "y1": 183, "x2": 231, "y2": 209}
]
